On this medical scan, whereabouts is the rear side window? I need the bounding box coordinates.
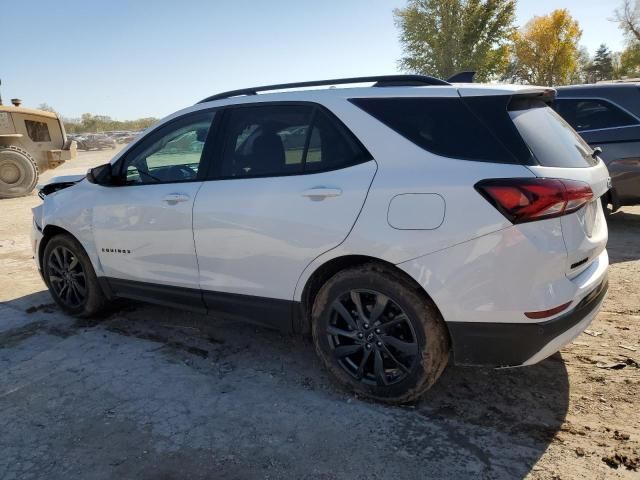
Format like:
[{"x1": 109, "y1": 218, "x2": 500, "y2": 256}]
[
  {"x1": 510, "y1": 101, "x2": 597, "y2": 168},
  {"x1": 220, "y1": 104, "x2": 370, "y2": 178},
  {"x1": 304, "y1": 109, "x2": 367, "y2": 173},
  {"x1": 25, "y1": 120, "x2": 51, "y2": 142},
  {"x1": 554, "y1": 98, "x2": 639, "y2": 131},
  {"x1": 350, "y1": 97, "x2": 519, "y2": 163}
]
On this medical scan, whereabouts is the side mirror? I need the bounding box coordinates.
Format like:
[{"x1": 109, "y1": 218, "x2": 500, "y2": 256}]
[{"x1": 86, "y1": 163, "x2": 114, "y2": 185}]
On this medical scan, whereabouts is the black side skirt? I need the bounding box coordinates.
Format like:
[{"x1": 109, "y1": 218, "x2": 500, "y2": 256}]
[
  {"x1": 99, "y1": 277, "x2": 297, "y2": 332},
  {"x1": 447, "y1": 277, "x2": 608, "y2": 367}
]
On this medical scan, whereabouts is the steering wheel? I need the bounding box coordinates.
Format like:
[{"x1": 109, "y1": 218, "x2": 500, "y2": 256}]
[{"x1": 165, "y1": 164, "x2": 196, "y2": 181}]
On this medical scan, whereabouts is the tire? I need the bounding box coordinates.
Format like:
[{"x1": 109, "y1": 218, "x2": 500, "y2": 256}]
[
  {"x1": 42, "y1": 234, "x2": 108, "y2": 317},
  {"x1": 0, "y1": 145, "x2": 39, "y2": 198},
  {"x1": 312, "y1": 263, "x2": 449, "y2": 404}
]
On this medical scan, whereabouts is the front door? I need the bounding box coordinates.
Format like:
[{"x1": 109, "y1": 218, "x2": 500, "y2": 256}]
[
  {"x1": 193, "y1": 104, "x2": 376, "y2": 328},
  {"x1": 92, "y1": 111, "x2": 216, "y2": 303}
]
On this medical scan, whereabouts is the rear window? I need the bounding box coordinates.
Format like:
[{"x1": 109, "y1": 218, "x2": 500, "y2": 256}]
[
  {"x1": 350, "y1": 97, "x2": 519, "y2": 163},
  {"x1": 509, "y1": 101, "x2": 598, "y2": 168}
]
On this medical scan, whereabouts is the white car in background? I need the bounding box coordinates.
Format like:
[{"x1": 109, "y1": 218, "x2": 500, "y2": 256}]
[{"x1": 32, "y1": 75, "x2": 609, "y2": 403}]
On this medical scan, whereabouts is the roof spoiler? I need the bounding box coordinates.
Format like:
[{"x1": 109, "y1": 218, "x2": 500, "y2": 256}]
[
  {"x1": 447, "y1": 71, "x2": 476, "y2": 83},
  {"x1": 508, "y1": 89, "x2": 557, "y2": 109}
]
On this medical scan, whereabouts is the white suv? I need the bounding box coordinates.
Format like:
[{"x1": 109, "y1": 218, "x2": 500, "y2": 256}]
[{"x1": 32, "y1": 75, "x2": 609, "y2": 403}]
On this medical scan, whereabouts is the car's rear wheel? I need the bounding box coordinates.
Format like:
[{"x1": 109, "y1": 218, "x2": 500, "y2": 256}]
[
  {"x1": 43, "y1": 234, "x2": 107, "y2": 317},
  {"x1": 0, "y1": 146, "x2": 39, "y2": 198},
  {"x1": 312, "y1": 263, "x2": 449, "y2": 404}
]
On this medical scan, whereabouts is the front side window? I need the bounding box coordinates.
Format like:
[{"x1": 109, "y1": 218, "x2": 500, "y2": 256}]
[
  {"x1": 25, "y1": 120, "x2": 51, "y2": 142},
  {"x1": 220, "y1": 104, "x2": 370, "y2": 178},
  {"x1": 120, "y1": 111, "x2": 215, "y2": 185},
  {"x1": 554, "y1": 98, "x2": 639, "y2": 131}
]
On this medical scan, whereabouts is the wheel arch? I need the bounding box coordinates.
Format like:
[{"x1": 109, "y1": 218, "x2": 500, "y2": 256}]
[
  {"x1": 39, "y1": 224, "x2": 79, "y2": 269},
  {"x1": 297, "y1": 254, "x2": 448, "y2": 339}
]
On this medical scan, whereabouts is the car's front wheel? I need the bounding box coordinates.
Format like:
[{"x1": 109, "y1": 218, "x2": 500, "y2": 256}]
[
  {"x1": 42, "y1": 234, "x2": 107, "y2": 317},
  {"x1": 312, "y1": 263, "x2": 449, "y2": 404}
]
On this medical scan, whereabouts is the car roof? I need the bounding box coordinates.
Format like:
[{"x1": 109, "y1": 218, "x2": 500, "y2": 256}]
[
  {"x1": 555, "y1": 82, "x2": 640, "y2": 116},
  {"x1": 556, "y1": 83, "x2": 640, "y2": 94},
  {"x1": 195, "y1": 82, "x2": 550, "y2": 108}
]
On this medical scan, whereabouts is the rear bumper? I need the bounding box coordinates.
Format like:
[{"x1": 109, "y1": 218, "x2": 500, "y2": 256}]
[{"x1": 448, "y1": 277, "x2": 608, "y2": 367}]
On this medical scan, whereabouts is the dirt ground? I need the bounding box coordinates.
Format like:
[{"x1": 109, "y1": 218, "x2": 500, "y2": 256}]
[{"x1": 1, "y1": 147, "x2": 639, "y2": 479}]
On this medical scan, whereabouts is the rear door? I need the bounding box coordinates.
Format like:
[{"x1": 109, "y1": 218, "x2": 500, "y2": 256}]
[
  {"x1": 508, "y1": 101, "x2": 610, "y2": 274},
  {"x1": 193, "y1": 103, "x2": 376, "y2": 328}
]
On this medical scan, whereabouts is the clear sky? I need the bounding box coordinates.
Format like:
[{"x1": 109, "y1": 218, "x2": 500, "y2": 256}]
[{"x1": 0, "y1": 0, "x2": 626, "y2": 120}]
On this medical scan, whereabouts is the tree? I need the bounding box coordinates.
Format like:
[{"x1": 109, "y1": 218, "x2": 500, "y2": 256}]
[
  {"x1": 586, "y1": 44, "x2": 615, "y2": 82},
  {"x1": 38, "y1": 103, "x2": 58, "y2": 114},
  {"x1": 612, "y1": 1, "x2": 640, "y2": 78},
  {"x1": 509, "y1": 9, "x2": 582, "y2": 86},
  {"x1": 569, "y1": 46, "x2": 591, "y2": 84},
  {"x1": 614, "y1": 0, "x2": 640, "y2": 42},
  {"x1": 394, "y1": 0, "x2": 516, "y2": 81},
  {"x1": 618, "y1": 43, "x2": 640, "y2": 77},
  {"x1": 64, "y1": 113, "x2": 157, "y2": 134}
]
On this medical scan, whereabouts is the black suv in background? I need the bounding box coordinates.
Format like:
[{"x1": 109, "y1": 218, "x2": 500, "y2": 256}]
[{"x1": 554, "y1": 83, "x2": 640, "y2": 213}]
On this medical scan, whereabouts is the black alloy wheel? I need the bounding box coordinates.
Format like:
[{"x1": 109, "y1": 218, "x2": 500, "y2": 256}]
[
  {"x1": 312, "y1": 263, "x2": 450, "y2": 404},
  {"x1": 327, "y1": 289, "x2": 419, "y2": 386},
  {"x1": 47, "y1": 245, "x2": 87, "y2": 308}
]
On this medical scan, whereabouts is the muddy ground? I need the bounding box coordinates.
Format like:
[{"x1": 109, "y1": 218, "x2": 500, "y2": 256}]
[{"x1": 1, "y1": 147, "x2": 638, "y2": 479}]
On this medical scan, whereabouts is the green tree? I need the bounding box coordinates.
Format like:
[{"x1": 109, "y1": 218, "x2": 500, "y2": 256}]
[
  {"x1": 612, "y1": 1, "x2": 640, "y2": 79},
  {"x1": 64, "y1": 113, "x2": 157, "y2": 134},
  {"x1": 618, "y1": 43, "x2": 640, "y2": 77},
  {"x1": 586, "y1": 44, "x2": 614, "y2": 82},
  {"x1": 509, "y1": 9, "x2": 582, "y2": 86},
  {"x1": 37, "y1": 103, "x2": 58, "y2": 114},
  {"x1": 394, "y1": 0, "x2": 516, "y2": 81}
]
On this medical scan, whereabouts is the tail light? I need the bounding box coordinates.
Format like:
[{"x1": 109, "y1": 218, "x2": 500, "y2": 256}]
[{"x1": 475, "y1": 178, "x2": 593, "y2": 224}]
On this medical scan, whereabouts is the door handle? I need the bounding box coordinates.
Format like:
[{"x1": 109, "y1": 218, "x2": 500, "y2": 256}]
[
  {"x1": 162, "y1": 193, "x2": 190, "y2": 205},
  {"x1": 302, "y1": 187, "x2": 343, "y2": 201}
]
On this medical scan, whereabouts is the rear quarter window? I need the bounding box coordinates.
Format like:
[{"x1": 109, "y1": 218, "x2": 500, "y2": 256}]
[{"x1": 350, "y1": 97, "x2": 520, "y2": 164}]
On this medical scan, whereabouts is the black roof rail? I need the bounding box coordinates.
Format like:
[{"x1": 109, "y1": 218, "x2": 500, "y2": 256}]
[{"x1": 197, "y1": 75, "x2": 450, "y2": 103}]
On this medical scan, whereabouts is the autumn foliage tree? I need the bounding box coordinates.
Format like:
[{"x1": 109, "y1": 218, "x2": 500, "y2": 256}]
[
  {"x1": 395, "y1": 0, "x2": 516, "y2": 81},
  {"x1": 508, "y1": 9, "x2": 582, "y2": 86}
]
